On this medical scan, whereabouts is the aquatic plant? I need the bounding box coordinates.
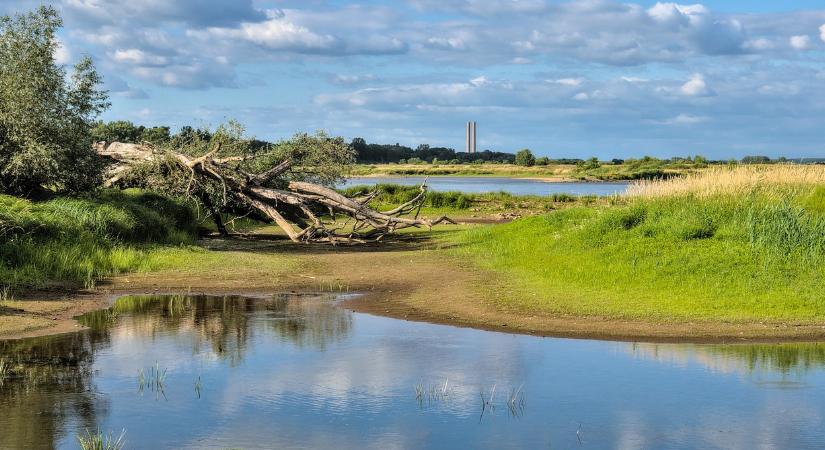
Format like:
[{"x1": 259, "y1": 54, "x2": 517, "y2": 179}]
[
  {"x1": 194, "y1": 375, "x2": 202, "y2": 399},
  {"x1": 76, "y1": 428, "x2": 126, "y2": 450},
  {"x1": 414, "y1": 378, "x2": 451, "y2": 407},
  {"x1": 138, "y1": 361, "x2": 168, "y2": 399},
  {"x1": 506, "y1": 383, "x2": 525, "y2": 417}
]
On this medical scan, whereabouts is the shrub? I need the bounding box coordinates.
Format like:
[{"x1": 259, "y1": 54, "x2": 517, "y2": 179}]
[{"x1": 515, "y1": 149, "x2": 536, "y2": 167}]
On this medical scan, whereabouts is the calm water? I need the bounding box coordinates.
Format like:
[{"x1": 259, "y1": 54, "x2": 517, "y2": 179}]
[
  {"x1": 2, "y1": 294, "x2": 825, "y2": 449},
  {"x1": 341, "y1": 176, "x2": 629, "y2": 196}
]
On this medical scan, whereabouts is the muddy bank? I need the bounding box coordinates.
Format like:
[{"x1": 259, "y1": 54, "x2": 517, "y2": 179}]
[{"x1": 3, "y1": 235, "x2": 825, "y2": 343}]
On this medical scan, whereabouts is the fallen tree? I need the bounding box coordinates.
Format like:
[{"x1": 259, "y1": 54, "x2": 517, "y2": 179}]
[{"x1": 96, "y1": 134, "x2": 453, "y2": 244}]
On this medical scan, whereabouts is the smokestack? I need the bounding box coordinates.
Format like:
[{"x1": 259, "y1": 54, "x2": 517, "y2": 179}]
[
  {"x1": 466, "y1": 121, "x2": 477, "y2": 153},
  {"x1": 472, "y1": 121, "x2": 477, "y2": 154},
  {"x1": 466, "y1": 121, "x2": 472, "y2": 153}
]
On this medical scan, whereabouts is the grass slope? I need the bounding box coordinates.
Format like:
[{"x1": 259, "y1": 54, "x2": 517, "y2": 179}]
[
  {"x1": 0, "y1": 190, "x2": 198, "y2": 289},
  {"x1": 450, "y1": 167, "x2": 825, "y2": 322}
]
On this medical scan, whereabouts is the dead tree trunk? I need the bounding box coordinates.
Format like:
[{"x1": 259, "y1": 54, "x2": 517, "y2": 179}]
[{"x1": 96, "y1": 142, "x2": 454, "y2": 244}]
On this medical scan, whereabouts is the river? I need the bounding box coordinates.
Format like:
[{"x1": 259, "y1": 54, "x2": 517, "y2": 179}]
[
  {"x1": 1, "y1": 294, "x2": 823, "y2": 449},
  {"x1": 340, "y1": 176, "x2": 630, "y2": 196}
]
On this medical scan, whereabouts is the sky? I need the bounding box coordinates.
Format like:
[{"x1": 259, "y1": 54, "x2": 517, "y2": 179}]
[{"x1": 2, "y1": 0, "x2": 825, "y2": 159}]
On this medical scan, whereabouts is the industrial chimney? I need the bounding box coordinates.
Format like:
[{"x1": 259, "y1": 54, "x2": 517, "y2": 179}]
[{"x1": 466, "y1": 121, "x2": 477, "y2": 154}]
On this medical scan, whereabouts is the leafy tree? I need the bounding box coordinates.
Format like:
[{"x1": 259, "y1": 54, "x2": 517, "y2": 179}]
[
  {"x1": 91, "y1": 120, "x2": 143, "y2": 143},
  {"x1": 515, "y1": 149, "x2": 536, "y2": 167},
  {"x1": 0, "y1": 6, "x2": 109, "y2": 196},
  {"x1": 741, "y1": 155, "x2": 771, "y2": 164},
  {"x1": 140, "y1": 126, "x2": 171, "y2": 145},
  {"x1": 535, "y1": 156, "x2": 550, "y2": 166}
]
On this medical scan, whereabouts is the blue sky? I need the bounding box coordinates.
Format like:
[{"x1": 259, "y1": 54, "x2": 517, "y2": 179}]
[{"x1": 2, "y1": 0, "x2": 825, "y2": 158}]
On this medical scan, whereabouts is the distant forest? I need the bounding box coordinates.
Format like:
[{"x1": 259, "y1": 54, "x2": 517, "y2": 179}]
[{"x1": 90, "y1": 121, "x2": 821, "y2": 165}]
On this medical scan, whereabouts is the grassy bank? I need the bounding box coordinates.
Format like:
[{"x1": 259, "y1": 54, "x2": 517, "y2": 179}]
[
  {"x1": 341, "y1": 183, "x2": 605, "y2": 219},
  {"x1": 449, "y1": 166, "x2": 825, "y2": 322},
  {"x1": 0, "y1": 190, "x2": 199, "y2": 290},
  {"x1": 350, "y1": 160, "x2": 705, "y2": 180}
]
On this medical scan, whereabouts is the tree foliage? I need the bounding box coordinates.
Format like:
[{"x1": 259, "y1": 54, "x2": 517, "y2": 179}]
[
  {"x1": 91, "y1": 120, "x2": 171, "y2": 145},
  {"x1": 514, "y1": 149, "x2": 536, "y2": 167},
  {"x1": 0, "y1": 6, "x2": 109, "y2": 196}
]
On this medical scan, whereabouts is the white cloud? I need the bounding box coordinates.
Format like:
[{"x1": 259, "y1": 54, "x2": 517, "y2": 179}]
[
  {"x1": 659, "y1": 113, "x2": 708, "y2": 125},
  {"x1": 203, "y1": 13, "x2": 339, "y2": 53},
  {"x1": 647, "y1": 3, "x2": 709, "y2": 25},
  {"x1": 112, "y1": 48, "x2": 169, "y2": 66},
  {"x1": 53, "y1": 38, "x2": 72, "y2": 65},
  {"x1": 551, "y1": 78, "x2": 584, "y2": 86},
  {"x1": 469, "y1": 76, "x2": 489, "y2": 87},
  {"x1": 331, "y1": 74, "x2": 377, "y2": 85},
  {"x1": 790, "y1": 35, "x2": 811, "y2": 50},
  {"x1": 680, "y1": 73, "x2": 710, "y2": 96},
  {"x1": 820, "y1": 24, "x2": 825, "y2": 43},
  {"x1": 744, "y1": 38, "x2": 774, "y2": 51}
]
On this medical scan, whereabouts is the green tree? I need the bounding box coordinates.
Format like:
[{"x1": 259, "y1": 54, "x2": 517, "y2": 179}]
[
  {"x1": 91, "y1": 120, "x2": 143, "y2": 143},
  {"x1": 140, "y1": 126, "x2": 171, "y2": 145},
  {"x1": 515, "y1": 149, "x2": 536, "y2": 167},
  {"x1": 0, "y1": 6, "x2": 109, "y2": 196}
]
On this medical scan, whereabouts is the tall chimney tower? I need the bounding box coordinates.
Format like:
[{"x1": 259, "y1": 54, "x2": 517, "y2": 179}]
[
  {"x1": 472, "y1": 121, "x2": 477, "y2": 154},
  {"x1": 466, "y1": 121, "x2": 477, "y2": 153},
  {"x1": 466, "y1": 121, "x2": 471, "y2": 153}
]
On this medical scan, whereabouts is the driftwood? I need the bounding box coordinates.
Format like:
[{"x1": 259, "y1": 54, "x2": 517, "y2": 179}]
[{"x1": 96, "y1": 142, "x2": 454, "y2": 244}]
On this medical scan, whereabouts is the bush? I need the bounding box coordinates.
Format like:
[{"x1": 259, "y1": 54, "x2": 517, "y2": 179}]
[{"x1": 515, "y1": 149, "x2": 536, "y2": 167}]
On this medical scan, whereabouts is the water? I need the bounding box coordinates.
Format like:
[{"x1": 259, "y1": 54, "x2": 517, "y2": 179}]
[
  {"x1": 341, "y1": 176, "x2": 629, "y2": 196},
  {"x1": 2, "y1": 294, "x2": 825, "y2": 449}
]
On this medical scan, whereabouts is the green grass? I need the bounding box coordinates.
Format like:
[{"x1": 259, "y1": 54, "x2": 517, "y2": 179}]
[
  {"x1": 77, "y1": 428, "x2": 126, "y2": 450},
  {"x1": 0, "y1": 190, "x2": 199, "y2": 289},
  {"x1": 449, "y1": 190, "x2": 825, "y2": 322},
  {"x1": 349, "y1": 161, "x2": 704, "y2": 180}
]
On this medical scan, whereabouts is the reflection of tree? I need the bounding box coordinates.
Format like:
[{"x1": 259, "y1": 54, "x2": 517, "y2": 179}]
[
  {"x1": 80, "y1": 293, "x2": 353, "y2": 361},
  {"x1": 267, "y1": 294, "x2": 353, "y2": 351},
  {"x1": 0, "y1": 293, "x2": 353, "y2": 447},
  {"x1": 628, "y1": 342, "x2": 825, "y2": 375},
  {"x1": 0, "y1": 332, "x2": 106, "y2": 449}
]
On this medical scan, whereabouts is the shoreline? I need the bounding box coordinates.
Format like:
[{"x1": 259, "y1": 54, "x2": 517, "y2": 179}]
[
  {"x1": 4, "y1": 287, "x2": 825, "y2": 345},
  {"x1": 4, "y1": 236, "x2": 825, "y2": 344},
  {"x1": 345, "y1": 173, "x2": 622, "y2": 183}
]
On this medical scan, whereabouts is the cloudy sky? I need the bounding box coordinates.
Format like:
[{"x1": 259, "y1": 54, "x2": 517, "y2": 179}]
[{"x1": 3, "y1": 0, "x2": 825, "y2": 158}]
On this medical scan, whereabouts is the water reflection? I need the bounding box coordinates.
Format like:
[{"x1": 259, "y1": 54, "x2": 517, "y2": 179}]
[
  {"x1": 79, "y1": 293, "x2": 353, "y2": 363},
  {"x1": 626, "y1": 342, "x2": 825, "y2": 375},
  {"x1": 0, "y1": 332, "x2": 105, "y2": 449},
  {"x1": 1, "y1": 294, "x2": 825, "y2": 449}
]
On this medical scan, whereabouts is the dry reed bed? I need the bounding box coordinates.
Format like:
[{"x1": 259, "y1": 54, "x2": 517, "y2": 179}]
[{"x1": 628, "y1": 165, "x2": 825, "y2": 199}]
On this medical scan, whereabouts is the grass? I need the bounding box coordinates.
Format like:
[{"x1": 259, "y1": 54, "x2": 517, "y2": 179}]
[
  {"x1": 449, "y1": 165, "x2": 825, "y2": 322},
  {"x1": 340, "y1": 183, "x2": 602, "y2": 218},
  {"x1": 77, "y1": 429, "x2": 126, "y2": 450},
  {"x1": 0, "y1": 189, "x2": 199, "y2": 289},
  {"x1": 349, "y1": 160, "x2": 705, "y2": 180}
]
